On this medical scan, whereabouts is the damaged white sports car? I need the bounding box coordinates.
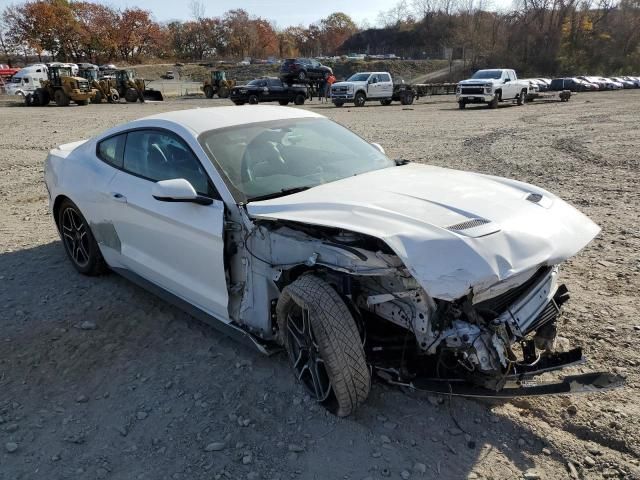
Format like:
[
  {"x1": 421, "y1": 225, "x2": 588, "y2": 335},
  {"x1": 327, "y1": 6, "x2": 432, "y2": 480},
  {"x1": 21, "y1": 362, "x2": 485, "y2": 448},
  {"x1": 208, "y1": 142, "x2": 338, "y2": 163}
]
[{"x1": 44, "y1": 106, "x2": 620, "y2": 416}]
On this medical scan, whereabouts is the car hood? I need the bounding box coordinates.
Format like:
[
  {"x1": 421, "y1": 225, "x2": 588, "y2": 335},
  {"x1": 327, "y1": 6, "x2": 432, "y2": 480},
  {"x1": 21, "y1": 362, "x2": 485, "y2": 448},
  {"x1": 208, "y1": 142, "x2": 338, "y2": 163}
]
[
  {"x1": 459, "y1": 78, "x2": 499, "y2": 86},
  {"x1": 247, "y1": 164, "x2": 600, "y2": 301},
  {"x1": 332, "y1": 81, "x2": 365, "y2": 88}
]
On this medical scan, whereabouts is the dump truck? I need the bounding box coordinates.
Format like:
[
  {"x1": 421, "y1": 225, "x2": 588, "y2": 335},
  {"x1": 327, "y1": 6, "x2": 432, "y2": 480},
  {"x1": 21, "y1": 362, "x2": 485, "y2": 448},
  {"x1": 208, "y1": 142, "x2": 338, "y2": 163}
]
[
  {"x1": 114, "y1": 69, "x2": 163, "y2": 102},
  {"x1": 202, "y1": 70, "x2": 236, "y2": 98},
  {"x1": 26, "y1": 65, "x2": 96, "y2": 106}
]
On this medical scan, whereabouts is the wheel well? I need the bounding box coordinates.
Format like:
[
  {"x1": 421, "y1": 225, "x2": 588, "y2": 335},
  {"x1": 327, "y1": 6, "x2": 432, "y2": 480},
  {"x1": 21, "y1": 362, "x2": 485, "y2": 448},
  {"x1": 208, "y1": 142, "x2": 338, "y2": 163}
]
[
  {"x1": 355, "y1": 90, "x2": 366, "y2": 97},
  {"x1": 52, "y1": 194, "x2": 70, "y2": 230}
]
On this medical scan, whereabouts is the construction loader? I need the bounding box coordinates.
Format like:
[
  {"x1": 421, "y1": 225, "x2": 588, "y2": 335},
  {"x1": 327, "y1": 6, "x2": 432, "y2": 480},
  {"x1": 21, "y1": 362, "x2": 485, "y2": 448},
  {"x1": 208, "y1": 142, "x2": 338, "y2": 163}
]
[
  {"x1": 78, "y1": 65, "x2": 120, "y2": 103},
  {"x1": 26, "y1": 66, "x2": 96, "y2": 106},
  {"x1": 114, "y1": 69, "x2": 163, "y2": 102},
  {"x1": 202, "y1": 70, "x2": 236, "y2": 98}
]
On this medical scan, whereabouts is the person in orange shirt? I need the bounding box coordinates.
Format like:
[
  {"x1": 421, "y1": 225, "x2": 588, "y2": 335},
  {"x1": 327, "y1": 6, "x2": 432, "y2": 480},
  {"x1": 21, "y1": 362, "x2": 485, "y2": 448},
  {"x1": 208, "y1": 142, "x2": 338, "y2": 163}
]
[{"x1": 325, "y1": 73, "x2": 337, "y2": 102}]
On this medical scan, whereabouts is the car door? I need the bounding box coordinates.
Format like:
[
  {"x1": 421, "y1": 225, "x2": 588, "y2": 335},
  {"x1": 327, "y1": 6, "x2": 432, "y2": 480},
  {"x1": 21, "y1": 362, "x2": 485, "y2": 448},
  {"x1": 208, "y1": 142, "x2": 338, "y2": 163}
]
[
  {"x1": 379, "y1": 73, "x2": 393, "y2": 97},
  {"x1": 105, "y1": 128, "x2": 230, "y2": 321},
  {"x1": 368, "y1": 75, "x2": 381, "y2": 98},
  {"x1": 268, "y1": 78, "x2": 285, "y2": 100}
]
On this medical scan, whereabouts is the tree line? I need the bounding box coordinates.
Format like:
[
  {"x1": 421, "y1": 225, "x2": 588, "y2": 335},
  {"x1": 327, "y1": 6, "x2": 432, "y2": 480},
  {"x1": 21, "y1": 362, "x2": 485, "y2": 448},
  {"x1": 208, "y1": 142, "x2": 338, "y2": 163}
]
[
  {"x1": 345, "y1": 0, "x2": 640, "y2": 75},
  {"x1": 1, "y1": 0, "x2": 638, "y2": 75},
  {"x1": 0, "y1": 0, "x2": 358, "y2": 64}
]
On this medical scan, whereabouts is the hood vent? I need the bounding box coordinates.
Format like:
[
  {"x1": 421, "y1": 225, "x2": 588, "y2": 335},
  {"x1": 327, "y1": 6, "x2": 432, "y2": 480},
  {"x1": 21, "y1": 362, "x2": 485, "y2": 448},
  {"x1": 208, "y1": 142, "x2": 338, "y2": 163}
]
[
  {"x1": 447, "y1": 218, "x2": 491, "y2": 231},
  {"x1": 526, "y1": 193, "x2": 543, "y2": 204}
]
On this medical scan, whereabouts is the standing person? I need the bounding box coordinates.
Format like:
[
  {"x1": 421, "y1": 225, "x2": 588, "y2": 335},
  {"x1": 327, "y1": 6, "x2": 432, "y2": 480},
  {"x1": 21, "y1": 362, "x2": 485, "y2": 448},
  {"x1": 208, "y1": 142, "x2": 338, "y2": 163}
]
[
  {"x1": 325, "y1": 73, "x2": 337, "y2": 102},
  {"x1": 317, "y1": 78, "x2": 326, "y2": 102}
]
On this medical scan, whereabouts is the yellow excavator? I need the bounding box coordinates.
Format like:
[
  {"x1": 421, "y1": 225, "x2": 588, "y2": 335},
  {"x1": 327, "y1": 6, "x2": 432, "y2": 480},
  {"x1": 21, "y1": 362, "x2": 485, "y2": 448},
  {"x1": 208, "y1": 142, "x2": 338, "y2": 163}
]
[
  {"x1": 26, "y1": 66, "x2": 97, "y2": 106},
  {"x1": 114, "y1": 69, "x2": 163, "y2": 102},
  {"x1": 78, "y1": 65, "x2": 120, "y2": 103},
  {"x1": 202, "y1": 70, "x2": 236, "y2": 98}
]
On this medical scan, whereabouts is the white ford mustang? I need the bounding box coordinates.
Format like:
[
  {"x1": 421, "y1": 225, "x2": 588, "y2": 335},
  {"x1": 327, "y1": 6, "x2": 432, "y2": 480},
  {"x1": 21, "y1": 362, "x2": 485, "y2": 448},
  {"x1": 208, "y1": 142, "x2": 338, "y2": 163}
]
[{"x1": 45, "y1": 106, "x2": 608, "y2": 416}]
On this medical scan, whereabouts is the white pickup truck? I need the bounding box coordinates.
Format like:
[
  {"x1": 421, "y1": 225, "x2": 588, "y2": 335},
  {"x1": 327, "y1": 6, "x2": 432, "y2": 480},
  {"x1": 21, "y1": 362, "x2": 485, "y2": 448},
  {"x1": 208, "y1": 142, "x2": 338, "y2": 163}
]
[
  {"x1": 330, "y1": 71, "x2": 394, "y2": 107},
  {"x1": 456, "y1": 69, "x2": 529, "y2": 109}
]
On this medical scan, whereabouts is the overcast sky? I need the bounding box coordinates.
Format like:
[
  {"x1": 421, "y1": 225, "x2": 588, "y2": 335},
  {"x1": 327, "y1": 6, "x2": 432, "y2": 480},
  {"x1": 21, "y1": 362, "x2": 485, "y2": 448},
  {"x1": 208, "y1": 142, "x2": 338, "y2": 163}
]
[{"x1": 0, "y1": 0, "x2": 513, "y2": 26}]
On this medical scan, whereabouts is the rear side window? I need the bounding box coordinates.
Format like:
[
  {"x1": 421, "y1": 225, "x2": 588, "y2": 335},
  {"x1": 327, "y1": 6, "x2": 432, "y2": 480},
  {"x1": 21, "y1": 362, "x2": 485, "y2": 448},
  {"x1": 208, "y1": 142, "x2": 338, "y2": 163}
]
[
  {"x1": 97, "y1": 134, "x2": 125, "y2": 168},
  {"x1": 380, "y1": 74, "x2": 391, "y2": 82}
]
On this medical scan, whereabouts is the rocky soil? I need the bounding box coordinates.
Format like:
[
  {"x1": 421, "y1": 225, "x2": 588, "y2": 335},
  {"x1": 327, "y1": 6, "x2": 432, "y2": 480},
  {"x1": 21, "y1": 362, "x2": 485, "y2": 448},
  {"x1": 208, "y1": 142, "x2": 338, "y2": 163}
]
[{"x1": 0, "y1": 90, "x2": 638, "y2": 480}]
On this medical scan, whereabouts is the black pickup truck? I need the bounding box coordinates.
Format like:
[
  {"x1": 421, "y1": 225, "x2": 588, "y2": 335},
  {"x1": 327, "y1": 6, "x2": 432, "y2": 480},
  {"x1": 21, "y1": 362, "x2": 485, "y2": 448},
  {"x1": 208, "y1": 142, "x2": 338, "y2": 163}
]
[{"x1": 230, "y1": 78, "x2": 308, "y2": 105}]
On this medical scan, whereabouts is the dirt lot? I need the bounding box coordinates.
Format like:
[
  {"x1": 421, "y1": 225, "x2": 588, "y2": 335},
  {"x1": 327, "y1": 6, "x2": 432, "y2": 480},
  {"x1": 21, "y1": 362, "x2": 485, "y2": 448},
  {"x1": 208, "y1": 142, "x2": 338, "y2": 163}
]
[{"x1": 0, "y1": 91, "x2": 638, "y2": 480}]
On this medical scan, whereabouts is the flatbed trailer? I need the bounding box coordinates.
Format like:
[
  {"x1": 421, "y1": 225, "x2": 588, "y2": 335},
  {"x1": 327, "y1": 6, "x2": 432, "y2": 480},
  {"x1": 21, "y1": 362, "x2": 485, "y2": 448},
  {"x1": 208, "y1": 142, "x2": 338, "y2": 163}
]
[
  {"x1": 413, "y1": 82, "x2": 458, "y2": 98},
  {"x1": 527, "y1": 89, "x2": 572, "y2": 102}
]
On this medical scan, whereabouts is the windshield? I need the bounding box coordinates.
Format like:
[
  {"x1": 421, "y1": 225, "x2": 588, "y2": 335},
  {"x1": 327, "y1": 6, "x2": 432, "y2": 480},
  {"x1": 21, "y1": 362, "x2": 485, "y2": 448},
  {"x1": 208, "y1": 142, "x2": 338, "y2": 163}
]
[
  {"x1": 11, "y1": 77, "x2": 21, "y2": 83},
  {"x1": 198, "y1": 118, "x2": 394, "y2": 202},
  {"x1": 347, "y1": 73, "x2": 371, "y2": 82},
  {"x1": 471, "y1": 70, "x2": 503, "y2": 79}
]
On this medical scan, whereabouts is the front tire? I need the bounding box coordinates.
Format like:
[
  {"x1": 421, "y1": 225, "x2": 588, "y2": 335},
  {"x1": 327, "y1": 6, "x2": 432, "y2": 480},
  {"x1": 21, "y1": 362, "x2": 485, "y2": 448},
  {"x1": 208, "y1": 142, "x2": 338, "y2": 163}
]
[
  {"x1": 333, "y1": 101, "x2": 344, "y2": 108},
  {"x1": 354, "y1": 92, "x2": 366, "y2": 107},
  {"x1": 91, "y1": 91, "x2": 103, "y2": 104},
  {"x1": 489, "y1": 93, "x2": 499, "y2": 109},
  {"x1": 248, "y1": 94, "x2": 259, "y2": 104},
  {"x1": 204, "y1": 85, "x2": 214, "y2": 98},
  {"x1": 458, "y1": 100, "x2": 466, "y2": 109},
  {"x1": 57, "y1": 199, "x2": 106, "y2": 276},
  {"x1": 517, "y1": 89, "x2": 527, "y2": 105},
  {"x1": 277, "y1": 275, "x2": 371, "y2": 417},
  {"x1": 54, "y1": 89, "x2": 70, "y2": 106},
  {"x1": 125, "y1": 88, "x2": 138, "y2": 102}
]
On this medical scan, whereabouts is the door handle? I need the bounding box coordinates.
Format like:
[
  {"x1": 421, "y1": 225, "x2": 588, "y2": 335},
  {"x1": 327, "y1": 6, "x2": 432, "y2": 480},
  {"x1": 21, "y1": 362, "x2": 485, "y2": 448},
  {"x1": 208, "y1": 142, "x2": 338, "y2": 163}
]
[{"x1": 111, "y1": 192, "x2": 127, "y2": 203}]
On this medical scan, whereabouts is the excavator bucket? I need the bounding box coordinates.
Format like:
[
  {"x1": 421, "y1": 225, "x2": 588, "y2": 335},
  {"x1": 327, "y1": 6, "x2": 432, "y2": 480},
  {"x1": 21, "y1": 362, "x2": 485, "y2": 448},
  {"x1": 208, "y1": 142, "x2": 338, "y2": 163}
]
[{"x1": 143, "y1": 89, "x2": 164, "y2": 101}]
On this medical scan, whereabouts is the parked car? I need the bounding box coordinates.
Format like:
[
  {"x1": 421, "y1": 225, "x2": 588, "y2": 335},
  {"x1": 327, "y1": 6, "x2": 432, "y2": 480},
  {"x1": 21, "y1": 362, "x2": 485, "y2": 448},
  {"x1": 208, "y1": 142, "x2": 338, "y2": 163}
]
[
  {"x1": 598, "y1": 77, "x2": 623, "y2": 89},
  {"x1": 229, "y1": 77, "x2": 307, "y2": 105},
  {"x1": 280, "y1": 58, "x2": 332, "y2": 82},
  {"x1": 622, "y1": 76, "x2": 640, "y2": 87},
  {"x1": 578, "y1": 76, "x2": 607, "y2": 90},
  {"x1": 161, "y1": 71, "x2": 175, "y2": 80},
  {"x1": 549, "y1": 78, "x2": 593, "y2": 92},
  {"x1": 457, "y1": 68, "x2": 530, "y2": 108},
  {"x1": 330, "y1": 72, "x2": 394, "y2": 107},
  {"x1": 611, "y1": 76, "x2": 635, "y2": 88},
  {"x1": 44, "y1": 106, "x2": 608, "y2": 416}
]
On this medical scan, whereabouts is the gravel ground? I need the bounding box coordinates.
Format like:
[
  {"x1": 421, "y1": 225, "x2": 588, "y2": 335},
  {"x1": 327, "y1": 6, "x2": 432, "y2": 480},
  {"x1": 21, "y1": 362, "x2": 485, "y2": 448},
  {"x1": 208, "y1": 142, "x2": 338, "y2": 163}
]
[{"x1": 0, "y1": 91, "x2": 638, "y2": 480}]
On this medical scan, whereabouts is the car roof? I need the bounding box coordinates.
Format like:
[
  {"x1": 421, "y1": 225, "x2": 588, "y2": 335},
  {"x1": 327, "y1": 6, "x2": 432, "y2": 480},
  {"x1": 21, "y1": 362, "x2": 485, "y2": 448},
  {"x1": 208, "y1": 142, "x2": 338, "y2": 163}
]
[{"x1": 139, "y1": 106, "x2": 324, "y2": 136}]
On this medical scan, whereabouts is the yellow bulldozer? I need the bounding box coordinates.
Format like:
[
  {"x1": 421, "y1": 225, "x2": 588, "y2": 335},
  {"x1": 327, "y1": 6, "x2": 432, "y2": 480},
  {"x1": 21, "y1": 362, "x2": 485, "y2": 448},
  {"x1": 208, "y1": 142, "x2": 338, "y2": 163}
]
[
  {"x1": 26, "y1": 66, "x2": 96, "y2": 106},
  {"x1": 202, "y1": 70, "x2": 235, "y2": 98},
  {"x1": 114, "y1": 69, "x2": 163, "y2": 102},
  {"x1": 78, "y1": 65, "x2": 120, "y2": 103}
]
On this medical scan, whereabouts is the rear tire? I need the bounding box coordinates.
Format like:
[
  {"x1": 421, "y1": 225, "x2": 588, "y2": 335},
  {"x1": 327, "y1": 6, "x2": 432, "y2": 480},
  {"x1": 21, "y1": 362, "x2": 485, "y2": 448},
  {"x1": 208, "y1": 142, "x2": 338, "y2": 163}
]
[
  {"x1": 279, "y1": 100, "x2": 290, "y2": 106},
  {"x1": 294, "y1": 93, "x2": 305, "y2": 105},
  {"x1": 380, "y1": 98, "x2": 392, "y2": 106},
  {"x1": 218, "y1": 86, "x2": 229, "y2": 98},
  {"x1": 400, "y1": 91, "x2": 415, "y2": 105},
  {"x1": 76, "y1": 99, "x2": 88, "y2": 106},
  {"x1": 277, "y1": 275, "x2": 371, "y2": 417},
  {"x1": 91, "y1": 91, "x2": 103, "y2": 104},
  {"x1": 57, "y1": 199, "x2": 107, "y2": 276},
  {"x1": 204, "y1": 85, "x2": 214, "y2": 99}
]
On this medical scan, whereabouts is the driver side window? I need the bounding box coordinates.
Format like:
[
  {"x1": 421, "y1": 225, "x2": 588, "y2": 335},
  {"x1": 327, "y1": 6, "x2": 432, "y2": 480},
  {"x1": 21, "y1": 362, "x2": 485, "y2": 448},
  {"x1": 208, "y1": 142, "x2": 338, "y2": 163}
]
[{"x1": 123, "y1": 130, "x2": 216, "y2": 197}]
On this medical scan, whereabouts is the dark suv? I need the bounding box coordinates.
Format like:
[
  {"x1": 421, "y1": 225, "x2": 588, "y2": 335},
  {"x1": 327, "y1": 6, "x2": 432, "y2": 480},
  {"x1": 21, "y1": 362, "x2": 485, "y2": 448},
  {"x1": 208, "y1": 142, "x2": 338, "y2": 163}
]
[{"x1": 280, "y1": 58, "x2": 332, "y2": 82}]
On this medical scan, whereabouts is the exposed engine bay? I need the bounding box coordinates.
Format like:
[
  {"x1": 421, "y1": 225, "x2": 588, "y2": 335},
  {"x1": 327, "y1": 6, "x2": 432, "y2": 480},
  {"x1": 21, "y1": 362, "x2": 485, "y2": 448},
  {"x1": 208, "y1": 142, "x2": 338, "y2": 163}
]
[{"x1": 231, "y1": 219, "x2": 617, "y2": 395}]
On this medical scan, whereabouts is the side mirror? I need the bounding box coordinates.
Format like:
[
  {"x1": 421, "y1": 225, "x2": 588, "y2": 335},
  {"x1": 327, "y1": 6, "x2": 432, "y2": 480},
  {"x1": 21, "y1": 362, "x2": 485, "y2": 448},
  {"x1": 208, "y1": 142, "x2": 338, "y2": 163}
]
[
  {"x1": 371, "y1": 142, "x2": 385, "y2": 154},
  {"x1": 152, "y1": 178, "x2": 212, "y2": 205}
]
